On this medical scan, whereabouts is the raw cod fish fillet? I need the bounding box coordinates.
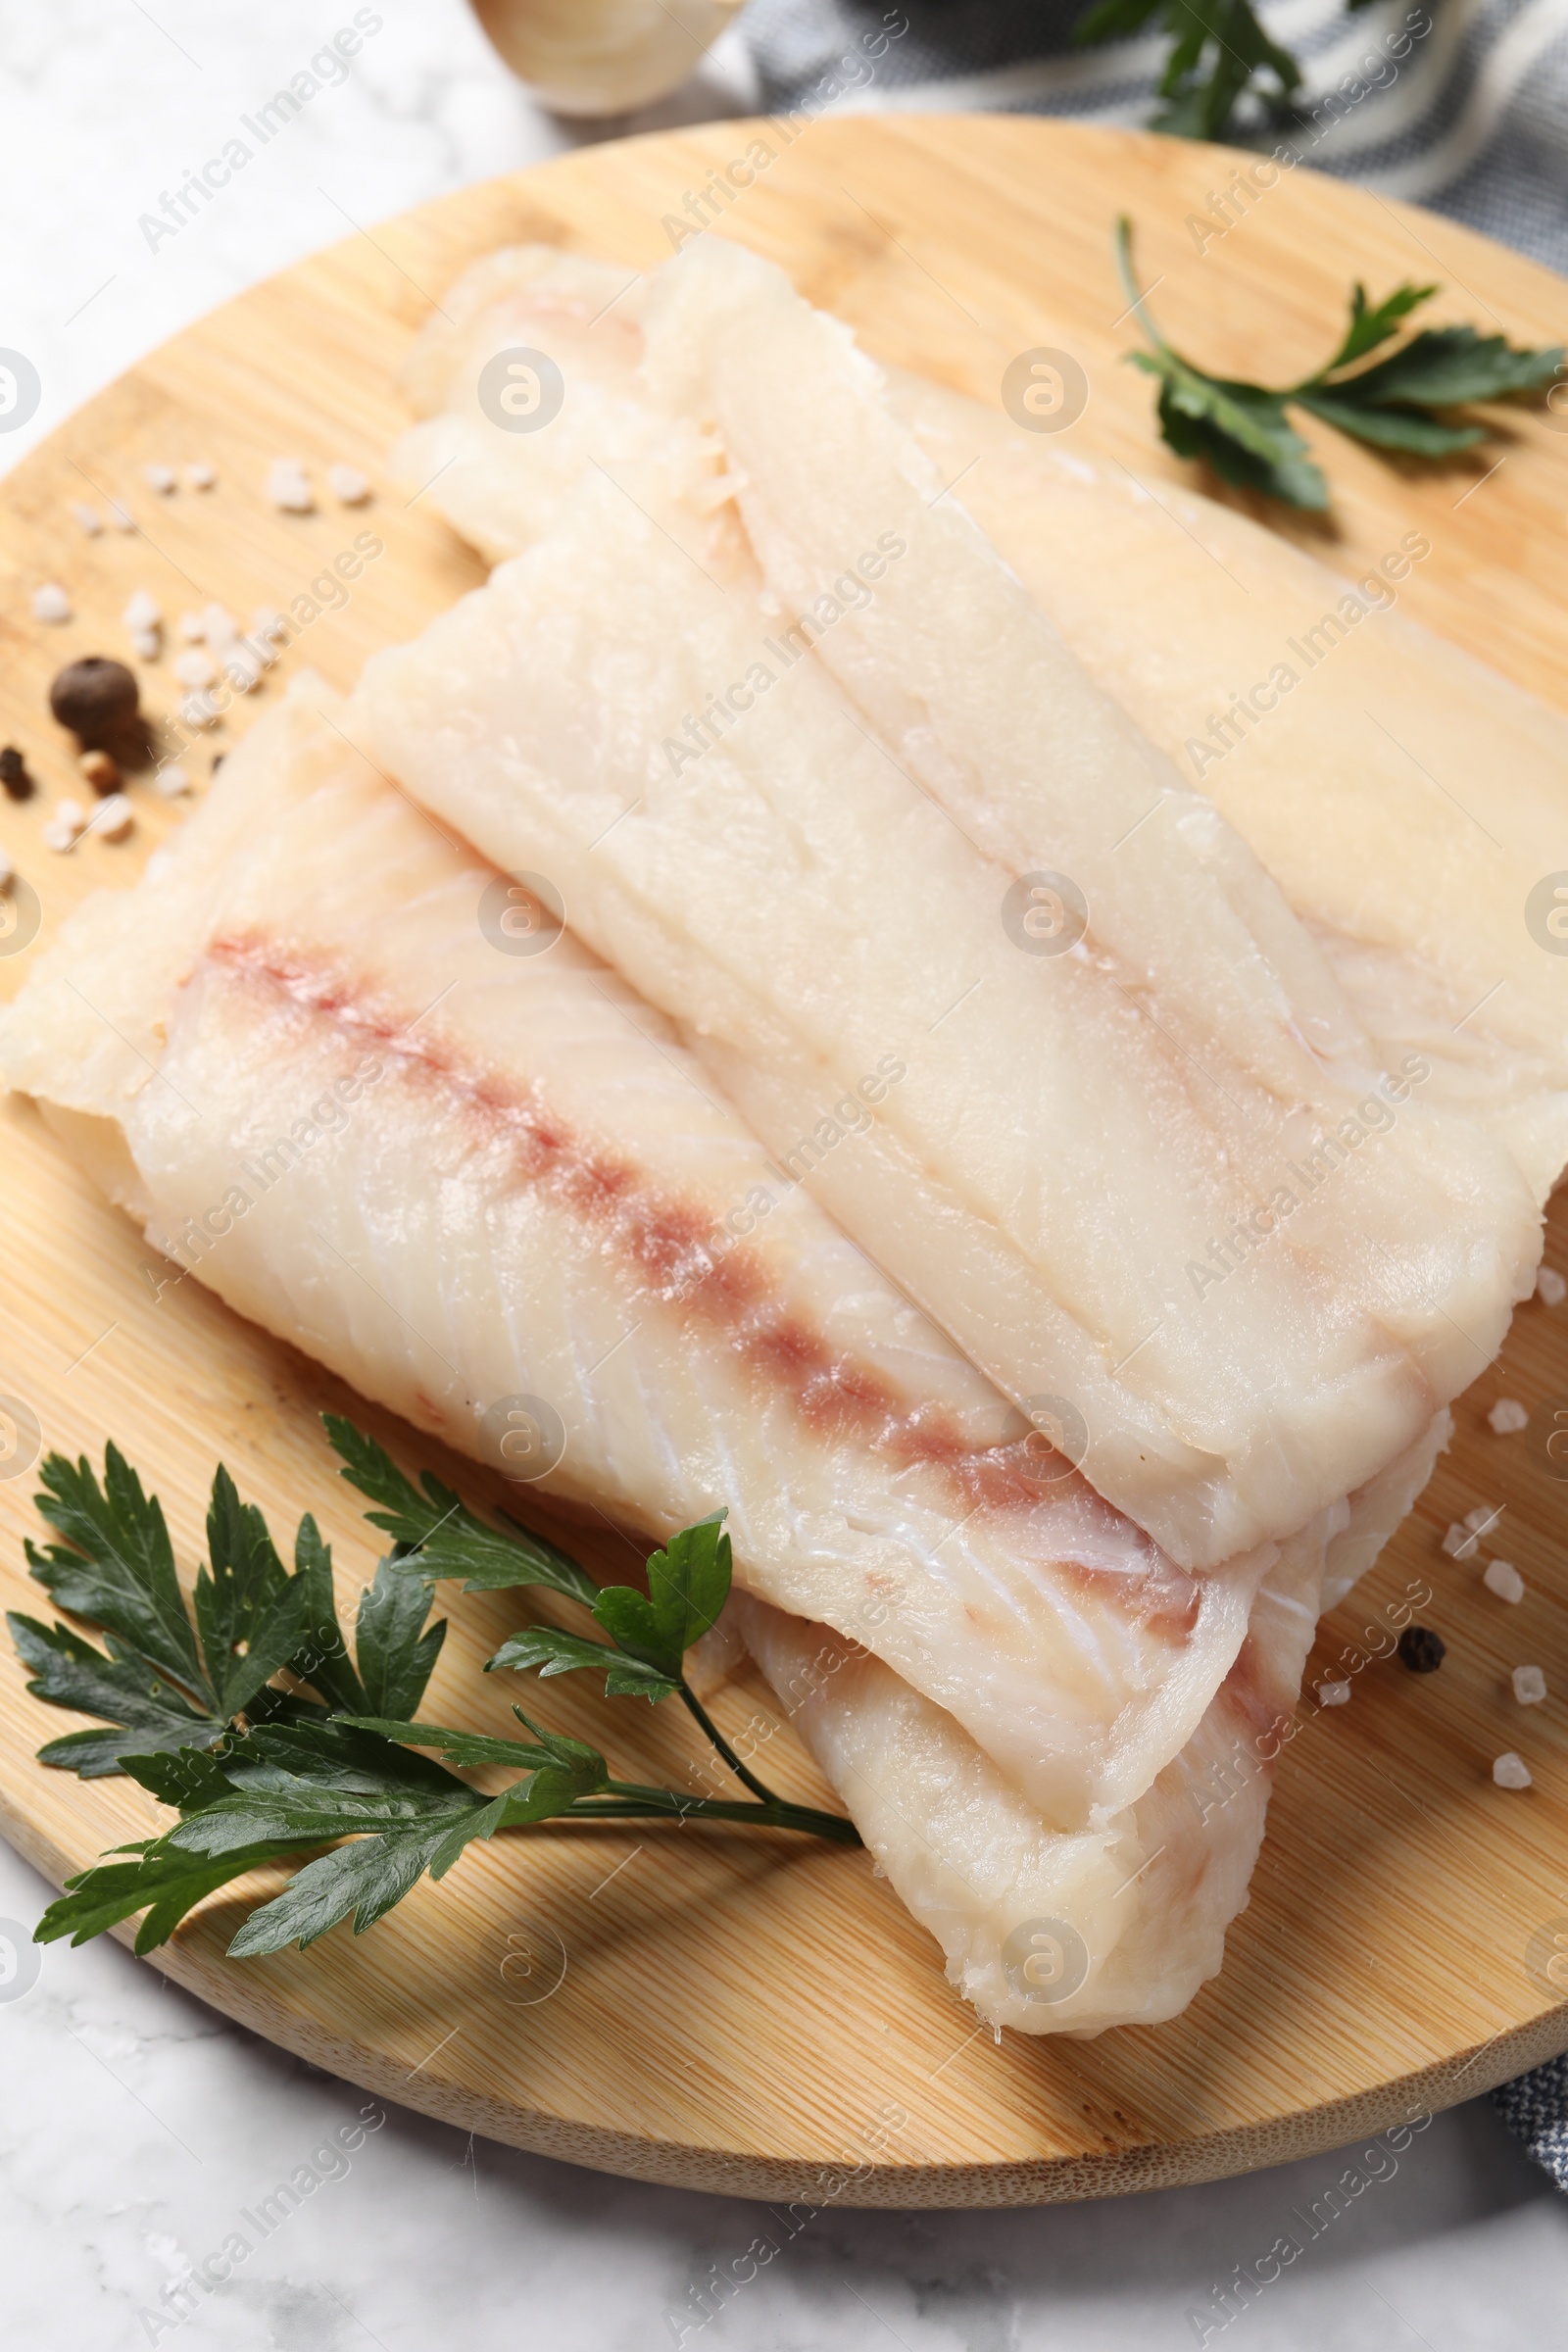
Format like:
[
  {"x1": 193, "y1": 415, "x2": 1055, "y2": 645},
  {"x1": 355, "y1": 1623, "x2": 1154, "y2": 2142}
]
[
  {"x1": 392, "y1": 244, "x2": 1568, "y2": 1210},
  {"x1": 362, "y1": 238, "x2": 1540, "y2": 1573},
  {"x1": 885, "y1": 377, "x2": 1568, "y2": 1208},
  {"x1": 372, "y1": 242, "x2": 1560, "y2": 2029},
  {"x1": 1, "y1": 689, "x2": 1311, "y2": 1834},
  {"x1": 730, "y1": 1402, "x2": 1446, "y2": 2034},
  {"x1": 0, "y1": 695, "x2": 1450, "y2": 2029}
]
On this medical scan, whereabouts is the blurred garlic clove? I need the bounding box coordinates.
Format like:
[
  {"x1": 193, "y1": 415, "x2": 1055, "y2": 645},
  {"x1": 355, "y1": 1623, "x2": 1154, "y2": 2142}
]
[{"x1": 468, "y1": 0, "x2": 745, "y2": 116}]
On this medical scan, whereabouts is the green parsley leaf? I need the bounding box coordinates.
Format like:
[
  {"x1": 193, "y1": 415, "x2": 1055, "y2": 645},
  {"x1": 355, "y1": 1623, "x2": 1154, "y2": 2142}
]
[
  {"x1": 34, "y1": 1838, "x2": 314, "y2": 1957},
  {"x1": 352, "y1": 1558, "x2": 447, "y2": 1719},
  {"x1": 194, "y1": 1465, "x2": 310, "y2": 1722},
  {"x1": 25, "y1": 1446, "x2": 210, "y2": 1703},
  {"x1": 7, "y1": 1612, "x2": 225, "y2": 1776},
  {"x1": 591, "y1": 1512, "x2": 731, "y2": 1684},
  {"x1": 10, "y1": 1446, "x2": 448, "y2": 1780},
  {"x1": 21, "y1": 1439, "x2": 858, "y2": 1966},
  {"x1": 282, "y1": 1513, "x2": 368, "y2": 1717},
  {"x1": 1074, "y1": 0, "x2": 1300, "y2": 144},
  {"x1": 483, "y1": 1622, "x2": 679, "y2": 1701},
  {"x1": 1115, "y1": 218, "x2": 1565, "y2": 511},
  {"x1": 323, "y1": 1415, "x2": 597, "y2": 1607}
]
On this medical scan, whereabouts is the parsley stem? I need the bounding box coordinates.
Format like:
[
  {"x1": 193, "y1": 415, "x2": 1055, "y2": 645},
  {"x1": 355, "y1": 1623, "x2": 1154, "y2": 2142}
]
[
  {"x1": 575, "y1": 1783, "x2": 862, "y2": 1843},
  {"x1": 1114, "y1": 215, "x2": 1166, "y2": 354},
  {"x1": 675, "y1": 1680, "x2": 781, "y2": 1807}
]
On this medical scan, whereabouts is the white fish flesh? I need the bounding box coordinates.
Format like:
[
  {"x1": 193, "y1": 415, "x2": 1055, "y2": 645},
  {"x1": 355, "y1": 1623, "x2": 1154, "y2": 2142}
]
[
  {"x1": 731, "y1": 1403, "x2": 1446, "y2": 2034},
  {"x1": 388, "y1": 244, "x2": 1568, "y2": 1209},
  {"x1": 0, "y1": 688, "x2": 1297, "y2": 1832},
  {"x1": 882, "y1": 373, "x2": 1568, "y2": 1207},
  {"x1": 360, "y1": 248, "x2": 1539, "y2": 1570}
]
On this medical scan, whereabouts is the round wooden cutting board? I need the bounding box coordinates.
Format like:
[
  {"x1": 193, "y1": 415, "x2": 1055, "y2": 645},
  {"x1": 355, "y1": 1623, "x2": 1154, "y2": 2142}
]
[{"x1": 0, "y1": 117, "x2": 1566, "y2": 2208}]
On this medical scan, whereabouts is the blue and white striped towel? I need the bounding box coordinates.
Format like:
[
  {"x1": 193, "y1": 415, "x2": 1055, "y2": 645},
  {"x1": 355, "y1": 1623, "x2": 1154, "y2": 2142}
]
[
  {"x1": 742, "y1": 0, "x2": 1568, "y2": 2188},
  {"x1": 740, "y1": 0, "x2": 1568, "y2": 270}
]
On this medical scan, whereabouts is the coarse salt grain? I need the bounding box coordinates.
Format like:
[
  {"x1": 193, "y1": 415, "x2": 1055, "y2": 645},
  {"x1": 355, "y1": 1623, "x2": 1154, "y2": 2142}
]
[
  {"x1": 172, "y1": 649, "x2": 217, "y2": 688},
  {"x1": 202, "y1": 602, "x2": 239, "y2": 648},
  {"x1": 144, "y1": 463, "x2": 175, "y2": 495},
  {"x1": 1444, "y1": 1524, "x2": 1479, "y2": 1561},
  {"x1": 222, "y1": 646, "x2": 262, "y2": 692},
  {"x1": 42, "y1": 799, "x2": 84, "y2": 853},
  {"x1": 176, "y1": 611, "x2": 206, "y2": 642},
  {"x1": 250, "y1": 608, "x2": 287, "y2": 647},
  {"x1": 1485, "y1": 1558, "x2": 1526, "y2": 1603},
  {"x1": 1540, "y1": 1268, "x2": 1567, "y2": 1307},
  {"x1": 326, "y1": 462, "x2": 370, "y2": 505},
  {"x1": 86, "y1": 793, "x2": 133, "y2": 842},
  {"x1": 0, "y1": 845, "x2": 12, "y2": 889},
  {"x1": 144, "y1": 847, "x2": 174, "y2": 883},
  {"x1": 266, "y1": 459, "x2": 314, "y2": 513},
  {"x1": 1317, "y1": 1680, "x2": 1351, "y2": 1707},
  {"x1": 185, "y1": 462, "x2": 217, "y2": 490},
  {"x1": 1488, "y1": 1398, "x2": 1530, "y2": 1435},
  {"x1": 122, "y1": 588, "x2": 161, "y2": 632},
  {"x1": 129, "y1": 630, "x2": 160, "y2": 661},
  {"x1": 1513, "y1": 1665, "x2": 1547, "y2": 1705},
  {"x1": 1464, "y1": 1505, "x2": 1497, "y2": 1533},
  {"x1": 31, "y1": 584, "x2": 71, "y2": 624},
  {"x1": 69, "y1": 503, "x2": 102, "y2": 536},
  {"x1": 1493, "y1": 1752, "x2": 1533, "y2": 1789},
  {"x1": 154, "y1": 763, "x2": 191, "y2": 799}
]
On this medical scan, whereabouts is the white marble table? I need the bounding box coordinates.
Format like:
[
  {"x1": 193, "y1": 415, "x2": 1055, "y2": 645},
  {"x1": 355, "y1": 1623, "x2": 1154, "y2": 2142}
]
[{"x1": 0, "y1": 6, "x2": 1563, "y2": 2343}]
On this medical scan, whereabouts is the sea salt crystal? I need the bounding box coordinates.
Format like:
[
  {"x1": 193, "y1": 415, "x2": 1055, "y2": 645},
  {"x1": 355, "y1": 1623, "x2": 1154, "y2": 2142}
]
[
  {"x1": 1444, "y1": 1524, "x2": 1479, "y2": 1561},
  {"x1": 1493, "y1": 1752, "x2": 1533, "y2": 1789},
  {"x1": 185, "y1": 461, "x2": 217, "y2": 490},
  {"x1": 69, "y1": 502, "x2": 102, "y2": 536},
  {"x1": 86, "y1": 793, "x2": 133, "y2": 842},
  {"x1": 129, "y1": 630, "x2": 160, "y2": 661},
  {"x1": 143, "y1": 463, "x2": 176, "y2": 495},
  {"x1": 1539, "y1": 1268, "x2": 1567, "y2": 1307},
  {"x1": 202, "y1": 602, "x2": 239, "y2": 646},
  {"x1": 0, "y1": 845, "x2": 13, "y2": 889},
  {"x1": 326, "y1": 462, "x2": 369, "y2": 505},
  {"x1": 1513, "y1": 1665, "x2": 1547, "y2": 1705},
  {"x1": 176, "y1": 611, "x2": 206, "y2": 642},
  {"x1": 1464, "y1": 1506, "x2": 1498, "y2": 1533},
  {"x1": 172, "y1": 649, "x2": 216, "y2": 688},
  {"x1": 145, "y1": 847, "x2": 174, "y2": 883},
  {"x1": 154, "y1": 764, "x2": 191, "y2": 799},
  {"x1": 42, "y1": 799, "x2": 84, "y2": 852},
  {"x1": 1485, "y1": 1558, "x2": 1526, "y2": 1603},
  {"x1": 250, "y1": 608, "x2": 287, "y2": 648},
  {"x1": 1488, "y1": 1399, "x2": 1530, "y2": 1435},
  {"x1": 221, "y1": 645, "x2": 262, "y2": 692},
  {"x1": 266, "y1": 458, "x2": 314, "y2": 514},
  {"x1": 31, "y1": 583, "x2": 71, "y2": 624},
  {"x1": 1317, "y1": 1680, "x2": 1351, "y2": 1707}
]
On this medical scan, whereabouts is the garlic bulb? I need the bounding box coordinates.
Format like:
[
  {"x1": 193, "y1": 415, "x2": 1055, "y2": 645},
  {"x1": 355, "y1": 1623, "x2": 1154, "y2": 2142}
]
[{"x1": 470, "y1": 0, "x2": 746, "y2": 116}]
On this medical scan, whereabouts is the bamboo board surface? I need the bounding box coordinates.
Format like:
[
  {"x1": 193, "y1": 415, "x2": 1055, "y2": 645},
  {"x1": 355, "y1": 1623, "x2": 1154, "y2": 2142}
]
[{"x1": 0, "y1": 117, "x2": 1565, "y2": 2207}]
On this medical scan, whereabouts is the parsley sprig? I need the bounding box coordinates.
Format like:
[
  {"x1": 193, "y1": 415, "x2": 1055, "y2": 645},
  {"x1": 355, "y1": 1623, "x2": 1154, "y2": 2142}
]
[
  {"x1": 1115, "y1": 217, "x2": 1564, "y2": 511},
  {"x1": 12, "y1": 1424, "x2": 857, "y2": 1963},
  {"x1": 1075, "y1": 0, "x2": 1301, "y2": 143}
]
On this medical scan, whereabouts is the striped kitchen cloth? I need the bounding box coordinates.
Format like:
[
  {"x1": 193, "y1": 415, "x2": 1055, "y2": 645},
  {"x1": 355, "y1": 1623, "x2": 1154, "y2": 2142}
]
[
  {"x1": 738, "y1": 0, "x2": 1568, "y2": 270},
  {"x1": 1494, "y1": 2054, "x2": 1568, "y2": 2190}
]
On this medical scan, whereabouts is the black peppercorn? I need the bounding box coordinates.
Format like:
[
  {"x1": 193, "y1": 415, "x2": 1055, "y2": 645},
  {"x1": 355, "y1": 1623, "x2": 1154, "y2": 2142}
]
[
  {"x1": 0, "y1": 746, "x2": 33, "y2": 802},
  {"x1": 1397, "y1": 1625, "x2": 1446, "y2": 1674},
  {"x1": 48, "y1": 657, "x2": 140, "y2": 751}
]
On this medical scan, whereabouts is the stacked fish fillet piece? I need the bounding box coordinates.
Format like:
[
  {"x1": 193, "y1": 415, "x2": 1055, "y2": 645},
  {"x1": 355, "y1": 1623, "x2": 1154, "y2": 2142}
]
[{"x1": 6, "y1": 239, "x2": 1567, "y2": 2034}]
